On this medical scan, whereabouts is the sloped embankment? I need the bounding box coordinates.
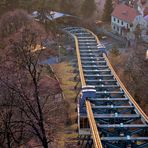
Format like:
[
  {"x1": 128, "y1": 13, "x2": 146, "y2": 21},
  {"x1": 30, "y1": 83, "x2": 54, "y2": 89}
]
[{"x1": 52, "y1": 62, "x2": 79, "y2": 148}]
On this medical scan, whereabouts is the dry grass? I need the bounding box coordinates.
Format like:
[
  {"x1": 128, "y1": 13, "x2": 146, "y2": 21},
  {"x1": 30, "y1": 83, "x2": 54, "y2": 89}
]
[{"x1": 52, "y1": 62, "x2": 78, "y2": 147}]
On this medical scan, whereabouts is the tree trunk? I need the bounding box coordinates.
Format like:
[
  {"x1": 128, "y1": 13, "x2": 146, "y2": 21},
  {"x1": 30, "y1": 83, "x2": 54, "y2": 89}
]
[
  {"x1": 33, "y1": 77, "x2": 49, "y2": 148},
  {"x1": 6, "y1": 131, "x2": 11, "y2": 148},
  {"x1": 42, "y1": 137, "x2": 49, "y2": 148}
]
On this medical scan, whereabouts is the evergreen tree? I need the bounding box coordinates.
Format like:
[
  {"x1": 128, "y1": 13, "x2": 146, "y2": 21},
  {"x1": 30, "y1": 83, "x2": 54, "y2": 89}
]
[
  {"x1": 102, "y1": 0, "x2": 113, "y2": 22},
  {"x1": 81, "y1": 0, "x2": 96, "y2": 18},
  {"x1": 59, "y1": 0, "x2": 72, "y2": 13},
  {"x1": 59, "y1": 0, "x2": 80, "y2": 15},
  {"x1": 19, "y1": 0, "x2": 33, "y2": 12},
  {"x1": 0, "y1": 0, "x2": 18, "y2": 12}
]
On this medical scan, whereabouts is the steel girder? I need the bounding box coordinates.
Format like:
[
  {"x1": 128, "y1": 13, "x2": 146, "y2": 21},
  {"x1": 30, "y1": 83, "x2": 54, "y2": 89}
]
[{"x1": 63, "y1": 27, "x2": 148, "y2": 148}]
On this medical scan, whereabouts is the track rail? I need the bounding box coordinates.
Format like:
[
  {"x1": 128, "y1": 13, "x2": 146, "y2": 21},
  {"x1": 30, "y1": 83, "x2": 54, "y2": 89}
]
[
  {"x1": 74, "y1": 35, "x2": 86, "y2": 86},
  {"x1": 86, "y1": 100, "x2": 103, "y2": 148},
  {"x1": 104, "y1": 54, "x2": 148, "y2": 123},
  {"x1": 64, "y1": 27, "x2": 148, "y2": 148}
]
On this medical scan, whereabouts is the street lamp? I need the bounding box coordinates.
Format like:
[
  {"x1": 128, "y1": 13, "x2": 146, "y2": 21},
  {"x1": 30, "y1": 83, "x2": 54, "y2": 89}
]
[
  {"x1": 58, "y1": 45, "x2": 61, "y2": 62},
  {"x1": 57, "y1": 33, "x2": 61, "y2": 62}
]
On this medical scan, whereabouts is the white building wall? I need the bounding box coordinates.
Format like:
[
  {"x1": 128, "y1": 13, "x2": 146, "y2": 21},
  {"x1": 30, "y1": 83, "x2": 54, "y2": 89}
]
[
  {"x1": 111, "y1": 16, "x2": 134, "y2": 35},
  {"x1": 133, "y1": 15, "x2": 146, "y2": 29},
  {"x1": 111, "y1": 14, "x2": 148, "y2": 43},
  {"x1": 111, "y1": 15, "x2": 148, "y2": 33}
]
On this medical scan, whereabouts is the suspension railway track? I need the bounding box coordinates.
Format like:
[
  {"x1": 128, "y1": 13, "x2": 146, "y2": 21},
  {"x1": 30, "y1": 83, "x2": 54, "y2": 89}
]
[{"x1": 63, "y1": 27, "x2": 148, "y2": 148}]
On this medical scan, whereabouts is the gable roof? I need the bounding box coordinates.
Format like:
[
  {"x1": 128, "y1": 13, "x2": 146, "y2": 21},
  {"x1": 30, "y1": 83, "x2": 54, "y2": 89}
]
[
  {"x1": 112, "y1": 4, "x2": 140, "y2": 23},
  {"x1": 46, "y1": 11, "x2": 70, "y2": 20},
  {"x1": 32, "y1": 11, "x2": 71, "y2": 21},
  {"x1": 144, "y1": 7, "x2": 148, "y2": 16}
]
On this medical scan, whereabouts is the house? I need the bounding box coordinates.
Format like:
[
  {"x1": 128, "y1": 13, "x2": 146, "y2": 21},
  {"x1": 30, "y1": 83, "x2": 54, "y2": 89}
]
[
  {"x1": 142, "y1": 15, "x2": 148, "y2": 42},
  {"x1": 144, "y1": 7, "x2": 148, "y2": 16},
  {"x1": 113, "y1": 0, "x2": 138, "y2": 6},
  {"x1": 113, "y1": 0, "x2": 148, "y2": 12},
  {"x1": 143, "y1": 7, "x2": 148, "y2": 30},
  {"x1": 111, "y1": 1, "x2": 148, "y2": 43},
  {"x1": 111, "y1": 4, "x2": 140, "y2": 36},
  {"x1": 135, "y1": 1, "x2": 148, "y2": 42}
]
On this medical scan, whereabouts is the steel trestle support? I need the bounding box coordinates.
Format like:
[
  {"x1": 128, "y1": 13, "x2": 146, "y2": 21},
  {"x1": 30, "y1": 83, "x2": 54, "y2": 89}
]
[{"x1": 63, "y1": 27, "x2": 148, "y2": 148}]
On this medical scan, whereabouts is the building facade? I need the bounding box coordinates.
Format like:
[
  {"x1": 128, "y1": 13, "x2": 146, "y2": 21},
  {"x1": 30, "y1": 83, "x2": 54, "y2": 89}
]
[
  {"x1": 111, "y1": 4, "x2": 139, "y2": 37},
  {"x1": 111, "y1": 1, "x2": 148, "y2": 42}
]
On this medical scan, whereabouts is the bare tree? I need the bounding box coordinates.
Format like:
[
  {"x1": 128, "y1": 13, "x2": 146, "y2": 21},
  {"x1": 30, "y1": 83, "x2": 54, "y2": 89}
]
[
  {"x1": 0, "y1": 14, "x2": 66, "y2": 148},
  {"x1": 0, "y1": 86, "x2": 29, "y2": 148},
  {"x1": 109, "y1": 44, "x2": 148, "y2": 114}
]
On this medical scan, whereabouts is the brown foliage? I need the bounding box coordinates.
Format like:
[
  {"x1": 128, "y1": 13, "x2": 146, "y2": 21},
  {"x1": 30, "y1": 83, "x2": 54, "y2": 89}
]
[
  {"x1": 0, "y1": 10, "x2": 66, "y2": 148},
  {"x1": 0, "y1": 9, "x2": 29, "y2": 38},
  {"x1": 109, "y1": 45, "x2": 148, "y2": 114}
]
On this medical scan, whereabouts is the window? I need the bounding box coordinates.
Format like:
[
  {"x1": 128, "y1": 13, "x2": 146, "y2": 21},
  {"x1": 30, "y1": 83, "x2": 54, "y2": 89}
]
[
  {"x1": 118, "y1": 19, "x2": 119, "y2": 23},
  {"x1": 127, "y1": 24, "x2": 129, "y2": 28},
  {"x1": 113, "y1": 25, "x2": 116, "y2": 30},
  {"x1": 121, "y1": 21, "x2": 123, "y2": 25},
  {"x1": 130, "y1": 24, "x2": 133, "y2": 27},
  {"x1": 114, "y1": 17, "x2": 116, "y2": 22}
]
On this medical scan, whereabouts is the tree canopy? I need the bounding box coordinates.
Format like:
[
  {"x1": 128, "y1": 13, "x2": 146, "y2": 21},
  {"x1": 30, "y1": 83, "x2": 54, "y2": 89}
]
[
  {"x1": 59, "y1": 0, "x2": 81, "y2": 15},
  {"x1": 81, "y1": 0, "x2": 96, "y2": 18},
  {"x1": 102, "y1": 0, "x2": 113, "y2": 22},
  {"x1": 0, "y1": 9, "x2": 66, "y2": 147}
]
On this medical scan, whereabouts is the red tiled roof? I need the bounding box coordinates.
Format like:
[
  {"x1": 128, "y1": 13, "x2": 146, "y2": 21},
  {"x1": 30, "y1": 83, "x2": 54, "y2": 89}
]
[
  {"x1": 112, "y1": 4, "x2": 140, "y2": 23},
  {"x1": 144, "y1": 7, "x2": 148, "y2": 16}
]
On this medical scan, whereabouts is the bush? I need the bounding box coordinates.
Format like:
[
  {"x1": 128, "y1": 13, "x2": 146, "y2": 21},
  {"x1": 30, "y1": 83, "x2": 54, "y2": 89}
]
[{"x1": 110, "y1": 47, "x2": 120, "y2": 56}]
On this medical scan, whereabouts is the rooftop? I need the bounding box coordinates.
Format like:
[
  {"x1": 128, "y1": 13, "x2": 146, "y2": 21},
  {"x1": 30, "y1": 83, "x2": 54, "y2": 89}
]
[
  {"x1": 32, "y1": 11, "x2": 71, "y2": 20},
  {"x1": 112, "y1": 4, "x2": 140, "y2": 22}
]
